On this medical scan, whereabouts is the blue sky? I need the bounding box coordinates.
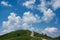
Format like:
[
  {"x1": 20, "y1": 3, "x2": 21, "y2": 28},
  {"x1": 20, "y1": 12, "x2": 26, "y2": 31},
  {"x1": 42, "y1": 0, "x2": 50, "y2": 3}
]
[{"x1": 0, "y1": 0, "x2": 60, "y2": 37}]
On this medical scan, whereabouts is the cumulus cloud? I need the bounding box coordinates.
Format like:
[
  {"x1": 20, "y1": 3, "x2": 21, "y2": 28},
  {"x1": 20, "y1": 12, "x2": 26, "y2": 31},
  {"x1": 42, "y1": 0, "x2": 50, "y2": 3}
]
[
  {"x1": 2, "y1": 12, "x2": 22, "y2": 34},
  {"x1": 22, "y1": 0, "x2": 47, "y2": 11},
  {"x1": 37, "y1": 0, "x2": 47, "y2": 12},
  {"x1": 1, "y1": 1, "x2": 12, "y2": 7},
  {"x1": 43, "y1": 27, "x2": 57, "y2": 33},
  {"x1": 23, "y1": 11, "x2": 41, "y2": 23},
  {"x1": 22, "y1": 0, "x2": 60, "y2": 11},
  {"x1": 42, "y1": 27, "x2": 58, "y2": 37},
  {"x1": 52, "y1": 0, "x2": 60, "y2": 10},
  {"x1": 23, "y1": 0, "x2": 35, "y2": 9},
  {"x1": 37, "y1": 0, "x2": 55, "y2": 22},
  {"x1": 44, "y1": 0, "x2": 60, "y2": 10},
  {"x1": 22, "y1": 11, "x2": 41, "y2": 30},
  {"x1": 42, "y1": 9, "x2": 55, "y2": 22},
  {"x1": 1, "y1": 11, "x2": 41, "y2": 35},
  {"x1": 22, "y1": 0, "x2": 55, "y2": 23}
]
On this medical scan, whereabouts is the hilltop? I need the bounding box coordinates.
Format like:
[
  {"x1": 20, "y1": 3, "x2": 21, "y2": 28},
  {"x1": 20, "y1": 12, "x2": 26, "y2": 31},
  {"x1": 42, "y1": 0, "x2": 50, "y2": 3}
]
[{"x1": 0, "y1": 30, "x2": 59, "y2": 40}]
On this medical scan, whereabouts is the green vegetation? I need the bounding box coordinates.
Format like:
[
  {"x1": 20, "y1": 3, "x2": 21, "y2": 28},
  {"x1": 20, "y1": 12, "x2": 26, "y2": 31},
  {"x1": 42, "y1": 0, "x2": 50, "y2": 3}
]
[
  {"x1": 53, "y1": 36, "x2": 60, "y2": 40},
  {"x1": 0, "y1": 30, "x2": 59, "y2": 40}
]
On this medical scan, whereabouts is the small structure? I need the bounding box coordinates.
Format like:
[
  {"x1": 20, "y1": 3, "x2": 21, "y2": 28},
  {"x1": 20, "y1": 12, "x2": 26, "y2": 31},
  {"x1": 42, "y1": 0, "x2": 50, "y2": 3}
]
[
  {"x1": 42, "y1": 38, "x2": 47, "y2": 40},
  {"x1": 30, "y1": 27, "x2": 34, "y2": 37},
  {"x1": 30, "y1": 31, "x2": 34, "y2": 37}
]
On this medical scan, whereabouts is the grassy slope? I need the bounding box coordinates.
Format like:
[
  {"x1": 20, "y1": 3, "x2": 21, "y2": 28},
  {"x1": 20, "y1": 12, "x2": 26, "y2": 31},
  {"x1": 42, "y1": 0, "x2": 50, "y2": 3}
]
[
  {"x1": 54, "y1": 36, "x2": 60, "y2": 40},
  {"x1": 0, "y1": 30, "x2": 55, "y2": 40}
]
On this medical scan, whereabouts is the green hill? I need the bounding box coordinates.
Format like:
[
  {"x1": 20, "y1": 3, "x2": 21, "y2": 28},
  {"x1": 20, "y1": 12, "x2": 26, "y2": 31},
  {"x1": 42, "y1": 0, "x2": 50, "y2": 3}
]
[
  {"x1": 53, "y1": 36, "x2": 60, "y2": 40},
  {"x1": 0, "y1": 30, "x2": 58, "y2": 40}
]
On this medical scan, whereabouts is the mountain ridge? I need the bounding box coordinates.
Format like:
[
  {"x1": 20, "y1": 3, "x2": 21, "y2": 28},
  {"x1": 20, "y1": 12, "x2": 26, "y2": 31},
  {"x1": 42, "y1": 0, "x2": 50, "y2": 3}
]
[{"x1": 0, "y1": 30, "x2": 59, "y2": 40}]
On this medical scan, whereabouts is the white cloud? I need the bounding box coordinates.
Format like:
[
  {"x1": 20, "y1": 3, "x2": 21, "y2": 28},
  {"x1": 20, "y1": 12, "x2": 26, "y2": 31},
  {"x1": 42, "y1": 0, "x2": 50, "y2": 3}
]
[
  {"x1": 44, "y1": 27, "x2": 57, "y2": 33},
  {"x1": 1, "y1": 1, "x2": 12, "y2": 7},
  {"x1": 22, "y1": 11, "x2": 41, "y2": 30},
  {"x1": 46, "y1": 0, "x2": 60, "y2": 10},
  {"x1": 52, "y1": 0, "x2": 60, "y2": 10},
  {"x1": 42, "y1": 9, "x2": 55, "y2": 22},
  {"x1": 2, "y1": 29, "x2": 14, "y2": 34},
  {"x1": 23, "y1": 0, "x2": 35, "y2": 9},
  {"x1": 37, "y1": 0, "x2": 55, "y2": 22},
  {"x1": 22, "y1": 0, "x2": 60, "y2": 10},
  {"x1": 37, "y1": 0, "x2": 47, "y2": 12},
  {"x1": 2, "y1": 12, "x2": 22, "y2": 34},
  {"x1": 2, "y1": 11, "x2": 40, "y2": 35},
  {"x1": 23, "y1": 11, "x2": 41, "y2": 23},
  {"x1": 22, "y1": 23, "x2": 31, "y2": 30},
  {"x1": 22, "y1": 0, "x2": 55, "y2": 23},
  {"x1": 42, "y1": 27, "x2": 58, "y2": 37}
]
